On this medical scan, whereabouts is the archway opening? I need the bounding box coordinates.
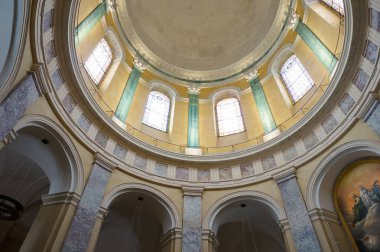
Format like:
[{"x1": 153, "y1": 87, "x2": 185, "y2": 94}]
[
  {"x1": 211, "y1": 198, "x2": 285, "y2": 252},
  {"x1": 0, "y1": 123, "x2": 76, "y2": 251},
  {"x1": 96, "y1": 191, "x2": 174, "y2": 252}
]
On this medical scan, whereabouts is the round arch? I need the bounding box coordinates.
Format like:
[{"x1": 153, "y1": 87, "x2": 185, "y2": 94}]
[
  {"x1": 203, "y1": 190, "x2": 286, "y2": 232},
  {"x1": 12, "y1": 114, "x2": 85, "y2": 194},
  {"x1": 101, "y1": 183, "x2": 181, "y2": 231},
  {"x1": 306, "y1": 140, "x2": 380, "y2": 211}
]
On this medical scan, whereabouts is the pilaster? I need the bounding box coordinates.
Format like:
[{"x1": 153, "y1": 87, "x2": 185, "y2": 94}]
[
  {"x1": 61, "y1": 153, "x2": 115, "y2": 252},
  {"x1": 181, "y1": 186, "x2": 204, "y2": 252},
  {"x1": 273, "y1": 167, "x2": 321, "y2": 252}
]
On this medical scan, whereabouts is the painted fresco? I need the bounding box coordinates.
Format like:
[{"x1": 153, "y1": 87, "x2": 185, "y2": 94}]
[{"x1": 335, "y1": 161, "x2": 380, "y2": 251}]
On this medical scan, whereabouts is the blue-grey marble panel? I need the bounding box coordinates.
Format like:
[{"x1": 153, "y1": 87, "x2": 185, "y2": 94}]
[
  {"x1": 339, "y1": 93, "x2": 355, "y2": 115},
  {"x1": 277, "y1": 177, "x2": 321, "y2": 252},
  {"x1": 134, "y1": 155, "x2": 147, "y2": 170},
  {"x1": 62, "y1": 163, "x2": 111, "y2": 252},
  {"x1": 371, "y1": 9, "x2": 380, "y2": 32},
  {"x1": 197, "y1": 169, "x2": 210, "y2": 182},
  {"x1": 0, "y1": 74, "x2": 39, "y2": 140},
  {"x1": 302, "y1": 131, "x2": 319, "y2": 150},
  {"x1": 51, "y1": 69, "x2": 63, "y2": 90},
  {"x1": 219, "y1": 167, "x2": 232, "y2": 180},
  {"x1": 353, "y1": 68, "x2": 369, "y2": 92},
  {"x1": 43, "y1": 9, "x2": 53, "y2": 32},
  {"x1": 364, "y1": 40, "x2": 379, "y2": 64},
  {"x1": 240, "y1": 163, "x2": 254, "y2": 177},
  {"x1": 94, "y1": 131, "x2": 108, "y2": 149},
  {"x1": 183, "y1": 196, "x2": 202, "y2": 252},
  {"x1": 321, "y1": 114, "x2": 338, "y2": 134},
  {"x1": 62, "y1": 94, "x2": 76, "y2": 114},
  {"x1": 176, "y1": 167, "x2": 189, "y2": 180},
  {"x1": 45, "y1": 40, "x2": 56, "y2": 63},
  {"x1": 77, "y1": 113, "x2": 91, "y2": 133},
  {"x1": 155, "y1": 163, "x2": 168, "y2": 177},
  {"x1": 282, "y1": 145, "x2": 297, "y2": 162},
  {"x1": 261, "y1": 155, "x2": 276, "y2": 171},
  {"x1": 113, "y1": 144, "x2": 127, "y2": 161},
  {"x1": 366, "y1": 102, "x2": 380, "y2": 137}
]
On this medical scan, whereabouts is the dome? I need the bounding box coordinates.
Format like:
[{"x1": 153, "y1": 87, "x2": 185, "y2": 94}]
[{"x1": 1, "y1": 0, "x2": 380, "y2": 251}]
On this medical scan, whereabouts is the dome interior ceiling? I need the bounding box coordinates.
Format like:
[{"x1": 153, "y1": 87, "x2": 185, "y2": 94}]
[{"x1": 117, "y1": 0, "x2": 287, "y2": 83}]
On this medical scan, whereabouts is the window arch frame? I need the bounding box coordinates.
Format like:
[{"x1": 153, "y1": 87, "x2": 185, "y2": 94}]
[
  {"x1": 142, "y1": 89, "x2": 172, "y2": 132},
  {"x1": 280, "y1": 54, "x2": 315, "y2": 104},
  {"x1": 213, "y1": 91, "x2": 246, "y2": 137}
]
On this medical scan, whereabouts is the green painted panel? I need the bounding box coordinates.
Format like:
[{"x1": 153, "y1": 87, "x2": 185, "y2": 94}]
[
  {"x1": 296, "y1": 22, "x2": 338, "y2": 73},
  {"x1": 250, "y1": 77, "x2": 277, "y2": 134},
  {"x1": 75, "y1": 1, "x2": 107, "y2": 43},
  {"x1": 187, "y1": 93, "x2": 200, "y2": 148},
  {"x1": 114, "y1": 67, "x2": 141, "y2": 122}
]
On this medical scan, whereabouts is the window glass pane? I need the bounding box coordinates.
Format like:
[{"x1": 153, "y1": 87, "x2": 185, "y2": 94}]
[
  {"x1": 280, "y1": 55, "x2": 314, "y2": 103},
  {"x1": 84, "y1": 38, "x2": 113, "y2": 84},
  {"x1": 216, "y1": 98, "x2": 245, "y2": 136},
  {"x1": 321, "y1": 0, "x2": 344, "y2": 15},
  {"x1": 142, "y1": 91, "x2": 171, "y2": 132}
]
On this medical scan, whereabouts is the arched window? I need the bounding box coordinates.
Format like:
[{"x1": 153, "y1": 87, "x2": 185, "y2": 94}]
[
  {"x1": 84, "y1": 38, "x2": 113, "y2": 85},
  {"x1": 280, "y1": 55, "x2": 314, "y2": 103},
  {"x1": 321, "y1": 0, "x2": 344, "y2": 15},
  {"x1": 142, "y1": 91, "x2": 171, "y2": 132},
  {"x1": 216, "y1": 98, "x2": 245, "y2": 136}
]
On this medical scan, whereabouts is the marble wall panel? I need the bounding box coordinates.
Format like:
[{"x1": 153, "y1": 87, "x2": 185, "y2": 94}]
[
  {"x1": 277, "y1": 177, "x2": 321, "y2": 252},
  {"x1": 321, "y1": 114, "x2": 338, "y2": 134},
  {"x1": 94, "y1": 131, "x2": 108, "y2": 149},
  {"x1": 77, "y1": 114, "x2": 91, "y2": 133},
  {"x1": 62, "y1": 163, "x2": 111, "y2": 252},
  {"x1": 240, "y1": 163, "x2": 255, "y2": 177},
  {"x1": 282, "y1": 145, "x2": 298, "y2": 162},
  {"x1": 339, "y1": 93, "x2": 355, "y2": 115},
  {"x1": 197, "y1": 169, "x2": 210, "y2": 182},
  {"x1": 182, "y1": 196, "x2": 202, "y2": 252},
  {"x1": 261, "y1": 155, "x2": 276, "y2": 171},
  {"x1": 353, "y1": 68, "x2": 369, "y2": 92},
  {"x1": 134, "y1": 155, "x2": 147, "y2": 170},
  {"x1": 155, "y1": 163, "x2": 168, "y2": 177},
  {"x1": 371, "y1": 9, "x2": 380, "y2": 32},
  {"x1": 51, "y1": 69, "x2": 63, "y2": 90},
  {"x1": 219, "y1": 168, "x2": 232, "y2": 180},
  {"x1": 62, "y1": 94, "x2": 76, "y2": 114},
  {"x1": 364, "y1": 40, "x2": 379, "y2": 64},
  {"x1": 366, "y1": 101, "x2": 380, "y2": 137},
  {"x1": 43, "y1": 9, "x2": 53, "y2": 32},
  {"x1": 0, "y1": 74, "x2": 39, "y2": 140},
  {"x1": 176, "y1": 167, "x2": 189, "y2": 180},
  {"x1": 45, "y1": 40, "x2": 56, "y2": 63},
  {"x1": 113, "y1": 144, "x2": 127, "y2": 160},
  {"x1": 302, "y1": 131, "x2": 319, "y2": 150}
]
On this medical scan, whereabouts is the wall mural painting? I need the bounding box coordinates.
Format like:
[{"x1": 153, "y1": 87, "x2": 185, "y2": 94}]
[{"x1": 335, "y1": 161, "x2": 380, "y2": 252}]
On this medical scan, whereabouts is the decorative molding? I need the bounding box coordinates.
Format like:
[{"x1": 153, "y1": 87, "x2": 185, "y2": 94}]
[
  {"x1": 41, "y1": 192, "x2": 81, "y2": 207},
  {"x1": 181, "y1": 186, "x2": 204, "y2": 197},
  {"x1": 272, "y1": 167, "x2": 296, "y2": 184},
  {"x1": 133, "y1": 57, "x2": 147, "y2": 72},
  {"x1": 94, "y1": 152, "x2": 117, "y2": 173}
]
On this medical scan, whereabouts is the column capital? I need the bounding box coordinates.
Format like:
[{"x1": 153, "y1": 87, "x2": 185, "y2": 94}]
[
  {"x1": 244, "y1": 70, "x2": 259, "y2": 82},
  {"x1": 272, "y1": 167, "x2": 296, "y2": 184},
  {"x1": 133, "y1": 57, "x2": 147, "y2": 72},
  {"x1": 181, "y1": 186, "x2": 204, "y2": 197},
  {"x1": 187, "y1": 86, "x2": 201, "y2": 95},
  {"x1": 288, "y1": 11, "x2": 300, "y2": 31},
  {"x1": 2, "y1": 129, "x2": 18, "y2": 145},
  {"x1": 94, "y1": 152, "x2": 117, "y2": 173}
]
